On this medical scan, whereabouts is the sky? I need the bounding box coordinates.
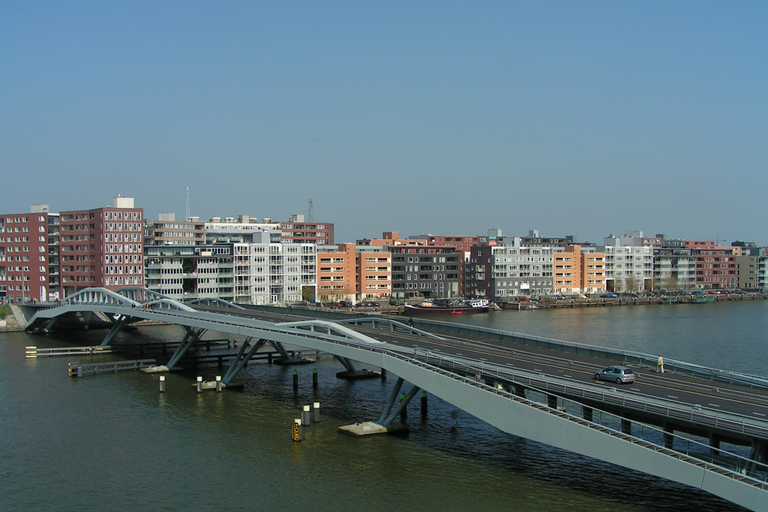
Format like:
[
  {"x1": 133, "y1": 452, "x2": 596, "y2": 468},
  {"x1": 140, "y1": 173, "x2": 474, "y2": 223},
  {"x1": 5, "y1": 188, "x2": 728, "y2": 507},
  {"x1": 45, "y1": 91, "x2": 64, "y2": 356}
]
[{"x1": 2, "y1": 1, "x2": 767, "y2": 245}]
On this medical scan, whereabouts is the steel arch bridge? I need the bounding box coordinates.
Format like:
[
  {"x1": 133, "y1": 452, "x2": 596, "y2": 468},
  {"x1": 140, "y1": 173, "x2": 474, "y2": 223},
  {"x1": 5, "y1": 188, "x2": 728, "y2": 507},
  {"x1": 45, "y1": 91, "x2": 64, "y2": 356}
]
[{"x1": 24, "y1": 287, "x2": 768, "y2": 512}]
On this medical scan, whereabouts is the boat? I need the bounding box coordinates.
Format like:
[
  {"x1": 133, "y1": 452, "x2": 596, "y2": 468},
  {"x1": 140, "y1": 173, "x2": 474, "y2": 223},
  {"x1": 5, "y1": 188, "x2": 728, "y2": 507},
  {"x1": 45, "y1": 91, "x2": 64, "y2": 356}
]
[{"x1": 404, "y1": 298, "x2": 491, "y2": 314}]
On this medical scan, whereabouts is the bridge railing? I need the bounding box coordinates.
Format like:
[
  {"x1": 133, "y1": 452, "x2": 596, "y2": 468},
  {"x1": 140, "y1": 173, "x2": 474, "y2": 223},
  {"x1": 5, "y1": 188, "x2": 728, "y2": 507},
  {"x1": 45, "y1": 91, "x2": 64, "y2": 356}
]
[
  {"x1": 401, "y1": 317, "x2": 768, "y2": 390},
  {"x1": 413, "y1": 348, "x2": 768, "y2": 485}
]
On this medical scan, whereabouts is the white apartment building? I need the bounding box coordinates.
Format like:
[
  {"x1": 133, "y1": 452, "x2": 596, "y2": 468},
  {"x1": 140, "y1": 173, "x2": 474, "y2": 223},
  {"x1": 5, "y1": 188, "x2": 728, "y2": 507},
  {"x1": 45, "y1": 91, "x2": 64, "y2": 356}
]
[
  {"x1": 603, "y1": 232, "x2": 654, "y2": 292},
  {"x1": 653, "y1": 248, "x2": 697, "y2": 291},
  {"x1": 470, "y1": 236, "x2": 561, "y2": 298},
  {"x1": 145, "y1": 244, "x2": 234, "y2": 300},
  {"x1": 232, "y1": 231, "x2": 316, "y2": 305}
]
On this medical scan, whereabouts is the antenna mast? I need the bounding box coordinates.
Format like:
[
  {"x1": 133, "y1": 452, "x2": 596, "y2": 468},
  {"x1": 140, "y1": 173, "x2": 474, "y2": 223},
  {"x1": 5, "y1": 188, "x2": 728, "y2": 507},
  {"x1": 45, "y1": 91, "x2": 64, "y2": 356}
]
[
  {"x1": 308, "y1": 198, "x2": 314, "y2": 222},
  {"x1": 186, "y1": 187, "x2": 190, "y2": 221}
]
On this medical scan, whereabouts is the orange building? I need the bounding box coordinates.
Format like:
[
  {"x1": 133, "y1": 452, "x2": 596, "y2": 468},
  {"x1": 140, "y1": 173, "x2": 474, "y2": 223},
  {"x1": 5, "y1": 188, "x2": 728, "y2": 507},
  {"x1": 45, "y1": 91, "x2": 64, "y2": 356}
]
[
  {"x1": 553, "y1": 245, "x2": 606, "y2": 295},
  {"x1": 317, "y1": 243, "x2": 392, "y2": 303},
  {"x1": 317, "y1": 244, "x2": 356, "y2": 302},
  {"x1": 357, "y1": 248, "x2": 391, "y2": 300}
]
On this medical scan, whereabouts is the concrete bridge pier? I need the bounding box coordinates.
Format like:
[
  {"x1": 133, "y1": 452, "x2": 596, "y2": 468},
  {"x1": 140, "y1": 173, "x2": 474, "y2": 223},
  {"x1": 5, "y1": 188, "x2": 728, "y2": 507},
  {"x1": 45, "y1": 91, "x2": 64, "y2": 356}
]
[
  {"x1": 747, "y1": 439, "x2": 768, "y2": 478},
  {"x1": 100, "y1": 314, "x2": 131, "y2": 346},
  {"x1": 221, "y1": 338, "x2": 265, "y2": 385},
  {"x1": 663, "y1": 422, "x2": 675, "y2": 449},
  {"x1": 165, "y1": 327, "x2": 207, "y2": 369},
  {"x1": 334, "y1": 355, "x2": 380, "y2": 380}
]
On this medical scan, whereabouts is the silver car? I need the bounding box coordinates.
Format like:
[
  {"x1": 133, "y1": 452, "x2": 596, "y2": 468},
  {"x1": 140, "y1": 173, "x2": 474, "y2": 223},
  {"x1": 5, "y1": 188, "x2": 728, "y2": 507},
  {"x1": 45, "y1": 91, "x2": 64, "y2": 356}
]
[{"x1": 594, "y1": 365, "x2": 636, "y2": 384}]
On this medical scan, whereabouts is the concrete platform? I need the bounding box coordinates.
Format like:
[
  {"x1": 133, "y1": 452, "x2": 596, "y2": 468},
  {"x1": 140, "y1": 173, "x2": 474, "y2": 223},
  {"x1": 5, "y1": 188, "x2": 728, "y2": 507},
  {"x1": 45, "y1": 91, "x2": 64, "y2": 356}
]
[
  {"x1": 338, "y1": 421, "x2": 409, "y2": 437},
  {"x1": 141, "y1": 365, "x2": 170, "y2": 373},
  {"x1": 335, "y1": 369, "x2": 381, "y2": 380}
]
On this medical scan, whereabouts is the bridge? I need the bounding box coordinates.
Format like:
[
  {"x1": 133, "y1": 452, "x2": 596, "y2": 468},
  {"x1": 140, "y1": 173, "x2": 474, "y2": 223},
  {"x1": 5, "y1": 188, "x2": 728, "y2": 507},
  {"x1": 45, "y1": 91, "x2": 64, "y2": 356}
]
[{"x1": 25, "y1": 287, "x2": 768, "y2": 512}]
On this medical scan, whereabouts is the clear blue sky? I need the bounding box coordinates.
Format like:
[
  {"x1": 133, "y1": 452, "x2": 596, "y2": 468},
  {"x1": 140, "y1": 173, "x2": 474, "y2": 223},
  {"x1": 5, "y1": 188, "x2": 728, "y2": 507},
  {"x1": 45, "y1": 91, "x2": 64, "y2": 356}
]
[{"x1": 2, "y1": 1, "x2": 766, "y2": 244}]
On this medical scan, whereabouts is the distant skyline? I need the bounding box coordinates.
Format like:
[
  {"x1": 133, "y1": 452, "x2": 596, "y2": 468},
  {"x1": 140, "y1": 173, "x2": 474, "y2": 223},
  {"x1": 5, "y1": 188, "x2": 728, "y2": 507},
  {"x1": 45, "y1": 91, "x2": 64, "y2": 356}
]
[{"x1": 3, "y1": 2, "x2": 767, "y2": 245}]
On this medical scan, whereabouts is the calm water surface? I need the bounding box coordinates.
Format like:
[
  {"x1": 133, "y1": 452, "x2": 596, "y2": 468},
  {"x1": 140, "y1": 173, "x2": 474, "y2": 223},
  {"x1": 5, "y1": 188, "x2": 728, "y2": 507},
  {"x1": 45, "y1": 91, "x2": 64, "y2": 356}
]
[{"x1": 2, "y1": 301, "x2": 763, "y2": 512}]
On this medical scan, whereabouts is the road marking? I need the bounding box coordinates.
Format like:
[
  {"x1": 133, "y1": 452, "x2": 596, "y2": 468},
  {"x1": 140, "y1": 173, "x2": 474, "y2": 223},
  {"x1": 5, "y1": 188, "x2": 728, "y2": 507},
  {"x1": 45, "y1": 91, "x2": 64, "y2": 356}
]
[
  {"x1": 754, "y1": 412, "x2": 766, "y2": 417},
  {"x1": 707, "y1": 403, "x2": 721, "y2": 408},
  {"x1": 667, "y1": 395, "x2": 678, "y2": 399}
]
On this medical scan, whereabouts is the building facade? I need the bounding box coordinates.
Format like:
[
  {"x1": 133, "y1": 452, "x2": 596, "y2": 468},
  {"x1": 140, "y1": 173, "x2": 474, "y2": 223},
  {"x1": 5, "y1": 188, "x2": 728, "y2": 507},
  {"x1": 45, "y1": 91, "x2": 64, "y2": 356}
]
[
  {"x1": 357, "y1": 246, "x2": 392, "y2": 300},
  {"x1": 0, "y1": 206, "x2": 51, "y2": 303},
  {"x1": 467, "y1": 236, "x2": 561, "y2": 299},
  {"x1": 280, "y1": 214, "x2": 334, "y2": 246},
  {"x1": 145, "y1": 213, "x2": 206, "y2": 246},
  {"x1": 145, "y1": 244, "x2": 235, "y2": 300},
  {"x1": 553, "y1": 245, "x2": 606, "y2": 295},
  {"x1": 390, "y1": 245, "x2": 460, "y2": 299},
  {"x1": 603, "y1": 232, "x2": 653, "y2": 292},
  {"x1": 59, "y1": 197, "x2": 144, "y2": 296}
]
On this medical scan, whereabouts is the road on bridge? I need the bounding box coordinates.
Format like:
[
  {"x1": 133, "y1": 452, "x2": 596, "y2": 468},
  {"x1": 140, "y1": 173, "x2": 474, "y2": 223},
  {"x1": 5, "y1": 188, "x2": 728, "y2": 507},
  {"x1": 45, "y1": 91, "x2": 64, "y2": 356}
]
[{"x1": 196, "y1": 306, "x2": 768, "y2": 422}]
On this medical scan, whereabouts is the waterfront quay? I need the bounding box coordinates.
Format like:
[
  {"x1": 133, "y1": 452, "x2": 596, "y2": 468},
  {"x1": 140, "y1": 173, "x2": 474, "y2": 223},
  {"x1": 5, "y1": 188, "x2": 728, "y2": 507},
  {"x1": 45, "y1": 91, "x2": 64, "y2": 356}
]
[{"x1": 498, "y1": 291, "x2": 768, "y2": 309}]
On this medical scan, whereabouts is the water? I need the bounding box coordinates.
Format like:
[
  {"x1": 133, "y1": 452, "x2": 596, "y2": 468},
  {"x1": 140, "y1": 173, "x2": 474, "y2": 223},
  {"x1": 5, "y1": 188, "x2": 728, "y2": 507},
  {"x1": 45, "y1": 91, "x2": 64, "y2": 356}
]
[{"x1": 2, "y1": 301, "x2": 763, "y2": 512}]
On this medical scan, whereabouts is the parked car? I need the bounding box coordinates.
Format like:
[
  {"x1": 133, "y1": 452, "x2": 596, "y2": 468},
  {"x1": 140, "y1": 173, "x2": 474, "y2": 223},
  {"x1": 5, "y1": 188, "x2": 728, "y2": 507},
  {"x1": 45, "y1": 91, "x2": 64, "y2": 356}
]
[
  {"x1": 601, "y1": 292, "x2": 618, "y2": 298},
  {"x1": 594, "y1": 365, "x2": 636, "y2": 384}
]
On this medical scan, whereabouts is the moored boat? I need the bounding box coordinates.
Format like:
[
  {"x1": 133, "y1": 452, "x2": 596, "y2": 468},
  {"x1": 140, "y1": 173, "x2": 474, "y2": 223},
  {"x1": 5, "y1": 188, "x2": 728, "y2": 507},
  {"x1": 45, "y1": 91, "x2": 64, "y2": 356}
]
[{"x1": 404, "y1": 298, "x2": 491, "y2": 314}]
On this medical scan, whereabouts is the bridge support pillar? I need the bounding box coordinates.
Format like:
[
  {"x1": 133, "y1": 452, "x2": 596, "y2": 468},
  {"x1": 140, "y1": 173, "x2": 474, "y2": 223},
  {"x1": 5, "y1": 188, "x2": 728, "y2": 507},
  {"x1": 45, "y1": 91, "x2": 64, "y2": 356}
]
[
  {"x1": 709, "y1": 433, "x2": 721, "y2": 457},
  {"x1": 101, "y1": 315, "x2": 130, "y2": 346},
  {"x1": 166, "y1": 327, "x2": 207, "y2": 369},
  {"x1": 546, "y1": 394, "x2": 558, "y2": 409},
  {"x1": 746, "y1": 439, "x2": 768, "y2": 478},
  {"x1": 221, "y1": 338, "x2": 266, "y2": 385},
  {"x1": 663, "y1": 423, "x2": 674, "y2": 449}
]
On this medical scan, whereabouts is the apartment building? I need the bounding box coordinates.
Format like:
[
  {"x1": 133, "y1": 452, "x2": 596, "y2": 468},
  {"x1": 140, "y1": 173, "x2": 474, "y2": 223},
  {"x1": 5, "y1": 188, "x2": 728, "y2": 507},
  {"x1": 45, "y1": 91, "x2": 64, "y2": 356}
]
[
  {"x1": 653, "y1": 247, "x2": 697, "y2": 290},
  {"x1": 0, "y1": 205, "x2": 52, "y2": 303},
  {"x1": 357, "y1": 246, "x2": 391, "y2": 300},
  {"x1": 391, "y1": 245, "x2": 460, "y2": 299},
  {"x1": 317, "y1": 244, "x2": 356, "y2": 302},
  {"x1": 317, "y1": 243, "x2": 392, "y2": 303},
  {"x1": 691, "y1": 242, "x2": 739, "y2": 289},
  {"x1": 467, "y1": 235, "x2": 561, "y2": 299},
  {"x1": 553, "y1": 245, "x2": 606, "y2": 295},
  {"x1": 59, "y1": 197, "x2": 144, "y2": 296},
  {"x1": 145, "y1": 243, "x2": 235, "y2": 300},
  {"x1": 280, "y1": 214, "x2": 334, "y2": 245},
  {"x1": 145, "y1": 213, "x2": 206, "y2": 246},
  {"x1": 232, "y1": 231, "x2": 317, "y2": 305},
  {"x1": 603, "y1": 232, "x2": 653, "y2": 292}
]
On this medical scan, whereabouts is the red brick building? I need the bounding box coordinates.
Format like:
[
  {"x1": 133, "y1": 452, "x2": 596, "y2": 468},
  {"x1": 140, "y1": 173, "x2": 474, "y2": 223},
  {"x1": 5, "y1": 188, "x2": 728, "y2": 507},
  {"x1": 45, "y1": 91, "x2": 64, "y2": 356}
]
[
  {"x1": 60, "y1": 197, "x2": 144, "y2": 296},
  {"x1": 0, "y1": 207, "x2": 51, "y2": 303}
]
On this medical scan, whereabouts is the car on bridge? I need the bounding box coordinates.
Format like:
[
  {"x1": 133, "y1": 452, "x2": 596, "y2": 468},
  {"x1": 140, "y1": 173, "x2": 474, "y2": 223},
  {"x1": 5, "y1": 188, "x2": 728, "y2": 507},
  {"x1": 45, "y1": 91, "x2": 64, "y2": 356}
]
[{"x1": 594, "y1": 365, "x2": 636, "y2": 384}]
